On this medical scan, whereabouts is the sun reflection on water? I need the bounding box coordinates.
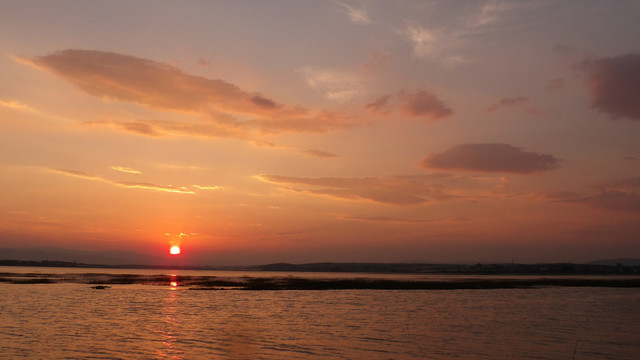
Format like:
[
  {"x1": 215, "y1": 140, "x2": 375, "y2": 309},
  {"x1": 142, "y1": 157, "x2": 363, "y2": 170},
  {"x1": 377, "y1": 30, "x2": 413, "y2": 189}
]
[
  {"x1": 155, "y1": 276, "x2": 184, "y2": 359},
  {"x1": 169, "y1": 274, "x2": 178, "y2": 289}
]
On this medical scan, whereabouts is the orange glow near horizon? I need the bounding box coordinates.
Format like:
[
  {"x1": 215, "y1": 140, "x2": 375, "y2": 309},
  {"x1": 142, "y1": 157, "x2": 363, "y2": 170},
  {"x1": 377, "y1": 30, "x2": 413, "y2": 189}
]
[{"x1": 169, "y1": 246, "x2": 181, "y2": 255}]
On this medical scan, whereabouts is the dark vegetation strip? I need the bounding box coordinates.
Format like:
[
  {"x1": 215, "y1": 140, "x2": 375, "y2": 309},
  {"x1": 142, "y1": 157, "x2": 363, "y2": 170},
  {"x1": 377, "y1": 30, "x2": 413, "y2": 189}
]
[
  {"x1": 192, "y1": 277, "x2": 640, "y2": 290},
  {"x1": 1, "y1": 273, "x2": 639, "y2": 289}
]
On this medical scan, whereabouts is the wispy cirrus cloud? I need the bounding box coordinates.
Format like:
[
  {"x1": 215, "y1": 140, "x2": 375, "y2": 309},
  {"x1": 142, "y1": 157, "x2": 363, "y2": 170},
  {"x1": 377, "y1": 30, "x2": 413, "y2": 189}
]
[
  {"x1": 300, "y1": 149, "x2": 339, "y2": 158},
  {"x1": 423, "y1": 143, "x2": 560, "y2": 173},
  {"x1": 333, "y1": 213, "x2": 432, "y2": 224},
  {"x1": 0, "y1": 99, "x2": 37, "y2": 112},
  {"x1": 192, "y1": 185, "x2": 222, "y2": 191},
  {"x1": 0, "y1": 99, "x2": 70, "y2": 123},
  {"x1": 298, "y1": 66, "x2": 365, "y2": 103},
  {"x1": 336, "y1": 1, "x2": 371, "y2": 24},
  {"x1": 401, "y1": 1, "x2": 524, "y2": 66},
  {"x1": 110, "y1": 166, "x2": 142, "y2": 175},
  {"x1": 50, "y1": 168, "x2": 194, "y2": 194},
  {"x1": 256, "y1": 174, "x2": 458, "y2": 205},
  {"x1": 402, "y1": 25, "x2": 468, "y2": 66}
]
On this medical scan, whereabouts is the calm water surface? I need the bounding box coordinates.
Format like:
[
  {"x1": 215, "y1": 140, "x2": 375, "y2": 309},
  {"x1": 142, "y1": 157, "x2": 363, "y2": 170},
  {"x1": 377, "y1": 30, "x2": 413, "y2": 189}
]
[{"x1": 1, "y1": 273, "x2": 639, "y2": 359}]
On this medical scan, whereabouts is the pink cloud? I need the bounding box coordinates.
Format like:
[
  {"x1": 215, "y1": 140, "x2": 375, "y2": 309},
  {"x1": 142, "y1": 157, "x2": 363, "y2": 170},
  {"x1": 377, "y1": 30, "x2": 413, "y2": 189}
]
[
  {"x1": 486, "y1": 97, "x2": 528, "y2": 113},
  {"x1": 583, "y1": 53, "x2": 640, "y2": 121},
  {"x1": 365, "y1": 95, "x2": 392, "y2": 113},
  {"x1": 400, "y1": 89, "x2": 452, "y2": 121},
  {"x1": 23, "y1": 49, "x2": 357, "y2": 134},
  {"x1": 422, "y1": 143, "x2": 560, "y2": 173}
]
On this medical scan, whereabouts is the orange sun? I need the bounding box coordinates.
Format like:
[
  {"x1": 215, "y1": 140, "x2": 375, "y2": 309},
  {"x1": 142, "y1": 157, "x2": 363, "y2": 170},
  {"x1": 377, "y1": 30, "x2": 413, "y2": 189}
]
[{"x1": 169, "y1": 245, "x2": 181, "y2": 255}]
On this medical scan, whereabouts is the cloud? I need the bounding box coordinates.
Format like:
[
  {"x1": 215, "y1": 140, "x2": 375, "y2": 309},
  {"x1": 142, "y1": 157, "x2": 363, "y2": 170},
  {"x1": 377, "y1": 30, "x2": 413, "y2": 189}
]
[
  {"x1": 364, "y1": 90, "x2": 453, "y2": 121},
  {"x1": 581, "y1": 53, "x2": 640, "y2": 121},
  {"x1": 26, "y1": 50, "x2": 254, "y2": 114},
  {"x1": 193, "y1": 185, "x2": 222, "y2": 190},
  {"x1": 257, "y1": 175, "x2": 456, "y2": 205},
  {"x1": 298, "y1": 66, "x2": 365, "y2": 103},
  {"x1": 422, "y1": 143, "x2": 560, "y2": 173},
  {"x1": 601, "y1": 177, "x2": 640, "y2": 191},
  {"x1": 0, "y1": 100, "x2": 36, "y2": 112},
  {"x1": 336, "y1": 2, "x2": 371, "y2": 24},
  {"x1": 401, "y1": 24, "x2": 469, "y2": 67},
  {"x1": 118, "y1": 122, "x2": 163, "y2": 136},
  {"x1": 536, "y1": 191, "x2": 584, "y2": 202},
  {"x1": 486, "y1": 97, "x2": 528, "y2": 113},
  {"x1": 365, "y1": 95, "x2": 392, "y2": 113},
  {"x1": 110, "y1": 166, "x2": 142, "y2": 175},
  {"x1": 89, "y1": 118, "x2": 342, "y2": 159},
  {"x1": 300, "y1": 149, "x2": 339, "y2": 158},
  {"x1": 538, "y1": 177, "x2": 640, "y2": 212},
  {"x1": 580, "y1": 190, "x2": 640, "y2": 213},
  {"x1": 250, "y1": 95, "x2": 281, "y2": 110},
  {"x1": 298, "y1": 52, "x2": 390, "y2": 104},
  {"x1": 0, "y1": 99, "x2": 70, "y2": 123},
  {"x1": 401, "y1": 1, "x2": 523, "y2": 66},
  {"x1": 400, "y1": 90, "x2": 452, "y2": 121},
  {"x1": 335, "y1": 214, "x2": 434, "y2": 224},
  {"x1": 51, "y1": 168, "x2": 100, "y2": 181},
  {"x1": 404, "y1": 25, "x2": 441, "y2": 58},
  {"x1": 90, "y1": 118, "x2": 249, "y2": 140},
  {"x1": 117, "y1": 181, "x2": 193, "y2": 194},
  {"x1": 50, "y1": 168, "x2": 194, "y2": 194},
  {"x1": 22, "y1": 49, "x2": 357, "y2": 135},
  {"x1": 196, "y1": 58, "x2": 211, "y2": 67}
]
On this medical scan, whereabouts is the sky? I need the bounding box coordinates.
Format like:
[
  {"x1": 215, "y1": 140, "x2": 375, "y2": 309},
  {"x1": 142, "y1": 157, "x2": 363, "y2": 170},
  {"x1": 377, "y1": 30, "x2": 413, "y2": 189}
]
[{"x1": 1, "y1": 0, "x2": 639, "y2": 265}]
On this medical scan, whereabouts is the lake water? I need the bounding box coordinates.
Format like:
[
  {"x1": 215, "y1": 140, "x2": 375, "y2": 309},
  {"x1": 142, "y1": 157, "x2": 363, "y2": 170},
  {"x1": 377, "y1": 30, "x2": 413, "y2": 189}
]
[{"x1": 1, "y1": 268, "x2": 639, "y2": 359}]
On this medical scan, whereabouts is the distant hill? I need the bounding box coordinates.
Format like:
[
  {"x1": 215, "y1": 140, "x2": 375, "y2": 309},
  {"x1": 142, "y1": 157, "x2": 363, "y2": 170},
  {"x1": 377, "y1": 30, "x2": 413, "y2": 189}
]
[
  {"x1": 587, "y1": 258, "x2": 640, "y2": 267},
  {"x1": 0, "y1": 247, "x2": 155, "y2": 266},
  {"x1": 255, "y1": 262, "x2": 460, "y2": 273},
  {"x1": 254, "y1": 261, "x2": 640, "y2": 275}
]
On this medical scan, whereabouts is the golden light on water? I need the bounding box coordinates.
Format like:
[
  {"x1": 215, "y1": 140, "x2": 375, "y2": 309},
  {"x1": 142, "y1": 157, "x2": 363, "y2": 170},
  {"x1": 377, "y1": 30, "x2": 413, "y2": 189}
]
[{"x1": 169, "y1": 246, "x2": 181, "y2": 255}]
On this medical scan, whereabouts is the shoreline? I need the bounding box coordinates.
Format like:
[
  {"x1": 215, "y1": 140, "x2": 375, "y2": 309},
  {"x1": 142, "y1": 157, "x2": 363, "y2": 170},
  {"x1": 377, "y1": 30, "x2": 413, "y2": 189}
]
[{"x1": 1, "y1": 272, "x2": 639, "y2": 290}]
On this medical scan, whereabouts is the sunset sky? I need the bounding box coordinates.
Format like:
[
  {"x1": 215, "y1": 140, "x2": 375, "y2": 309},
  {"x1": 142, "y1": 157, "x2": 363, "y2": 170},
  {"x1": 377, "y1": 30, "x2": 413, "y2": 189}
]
[{"x1": 1, "y1": 1, "x2": 639, "y2": 265}]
